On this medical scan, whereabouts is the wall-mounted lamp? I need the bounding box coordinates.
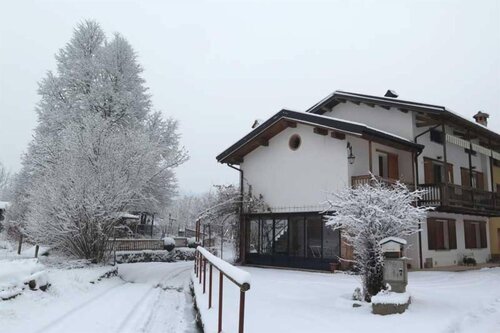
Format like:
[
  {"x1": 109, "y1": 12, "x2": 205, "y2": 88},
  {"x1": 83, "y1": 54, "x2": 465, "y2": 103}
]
[{"x1": 347, "y1": 142, "x2": 355, "y2": 164}]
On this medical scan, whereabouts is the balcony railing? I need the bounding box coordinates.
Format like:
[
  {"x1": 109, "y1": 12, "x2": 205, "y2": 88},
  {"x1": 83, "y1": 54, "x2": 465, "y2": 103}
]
[
  {"x1": 418, "y1": 183, "x2": 500, "y2": 215},
  {"x1": 351, "y1": 175, "x2": 408, "y2": 188},
  {"x1": 351, "y1": 175, "x2": 500, "y2": 215}
]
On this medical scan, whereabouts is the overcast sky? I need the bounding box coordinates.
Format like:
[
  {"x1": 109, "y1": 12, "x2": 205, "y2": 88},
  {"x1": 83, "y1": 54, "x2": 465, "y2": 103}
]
[{"x1": 1, "y1": 0, "x2": 499, "y2": 195}]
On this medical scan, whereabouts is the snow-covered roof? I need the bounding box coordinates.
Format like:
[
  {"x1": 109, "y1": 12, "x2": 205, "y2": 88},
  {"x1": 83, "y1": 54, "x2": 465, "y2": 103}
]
[
  {"x1": 379, "y1": 236, "x2": 407, "y2": 245},
  {"x1": 0, "y1": 202, "x2": 9, "y2": 210},
  {"x1": 307, "y1": 90, "x2": 500, "y2": 141},
  {"x1": 216, "y1": 109, "x2": 423, "y2": 164}
]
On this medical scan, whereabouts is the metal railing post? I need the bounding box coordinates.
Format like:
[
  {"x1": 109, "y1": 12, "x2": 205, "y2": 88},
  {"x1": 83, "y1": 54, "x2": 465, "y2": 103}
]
[
  {"x1": 218, "y1": 271, "x2": 223, "y2": 333},
  {"x1": 209, "y1": 264, "x2": 213, "y2": 309},
  {"x1": 194, "y1": 251, "x2": 198, "y2": 275},
  {"x1": 203, "y1": 259, "x2": 207, "y2": 294},
  {"x1": 239, "y1": 289, "x2": 246, "y2": 333},
  {"x1": 198, "y1": 254, "x2": 203, "y2": 284}
]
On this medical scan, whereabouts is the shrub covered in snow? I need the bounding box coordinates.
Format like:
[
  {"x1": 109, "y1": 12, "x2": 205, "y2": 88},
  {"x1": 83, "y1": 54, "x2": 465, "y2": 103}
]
[
  {"x1": 187, "y1": 237, "x2": 199, "y2": 248},
  {"x1": 162, "y1": 237, "x2": 175, "y2": 251},
  {"x1": 115, "y1": 248, "x2": 195, "y2": 264},
  {"x1": 326, "y1": 175, "x2": 429, "y2": 302}
]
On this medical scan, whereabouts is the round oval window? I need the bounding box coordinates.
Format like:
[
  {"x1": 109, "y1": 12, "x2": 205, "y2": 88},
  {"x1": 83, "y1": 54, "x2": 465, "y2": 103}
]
[{"x1": 288, "y1": 134, "x2": 301, "y2": 151}]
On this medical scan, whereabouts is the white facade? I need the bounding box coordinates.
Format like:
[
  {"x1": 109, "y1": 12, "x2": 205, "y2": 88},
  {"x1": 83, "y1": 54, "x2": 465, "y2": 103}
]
[
  {"x1": 241, "y1": 123, "x2": 349, "y2": 210},
  {"x1": 323, "y1": 102, "x2": 415, "y2": 139},
  {"x1": 419, "y1": 212, "x2": 489, "y2": 267},
  {"x1": 230, "y1": 94, "x2": 496, "y2": 269}
]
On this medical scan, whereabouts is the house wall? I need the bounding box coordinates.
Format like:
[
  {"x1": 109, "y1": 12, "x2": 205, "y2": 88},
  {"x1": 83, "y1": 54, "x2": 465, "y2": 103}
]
[
  {"x1": 404, "y1": 233, "x2": 421, "y2": 269},
  {"x1": 490, "y1": 218, "x2": 500, "y2": 257},
  {"x1": 241, "y1": 123, "x2": 349, "y2": 210},
  {"x1": 415, "y1": 125, "x2": 491, "y2": 189},
  {"x1": 346, "y1": 136, "x2": 414, "y2": 184},
  {"x1": 324, "y1": 102, "x2": 415, "y2": 140},
  {"x1": 347, "y1": 136, "x2": 370, "y2": 180},
  {"x1": 490, "y1": 164, "x2": 500, "y2": 257},
  {"x1": 419, "y1": 211, "x2": 490, "y2": 267},
  {"x1": 370, "y1": 142, "x2": 414, "y2": 183}
]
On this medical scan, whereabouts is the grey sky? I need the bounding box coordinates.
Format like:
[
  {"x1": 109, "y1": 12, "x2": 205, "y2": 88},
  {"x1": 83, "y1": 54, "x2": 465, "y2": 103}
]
[{"x1": 1, "y1": 0, "x2": 499, "y2": 195}]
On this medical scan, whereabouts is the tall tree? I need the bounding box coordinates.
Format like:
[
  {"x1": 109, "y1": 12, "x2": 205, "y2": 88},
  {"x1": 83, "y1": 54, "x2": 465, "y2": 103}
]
[{"x1": 9, "y1": 20, "x2": 187, "y2": 262}]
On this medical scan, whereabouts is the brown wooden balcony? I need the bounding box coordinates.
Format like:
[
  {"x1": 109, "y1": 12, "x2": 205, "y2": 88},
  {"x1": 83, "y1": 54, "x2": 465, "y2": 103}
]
[
  {"x1": 418, "y1": 183, "x2": 500, "y2": 216},
  {"x1": 351, "y1": 175, "x2": 409, "y2": 188},
  {"x1": 351, "y1": 175, "x2": 500, "y2": 216}
]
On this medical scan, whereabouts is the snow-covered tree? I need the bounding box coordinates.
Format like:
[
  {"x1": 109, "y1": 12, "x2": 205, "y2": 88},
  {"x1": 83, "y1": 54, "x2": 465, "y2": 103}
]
[
  {"x1": 9, "y1": 20, "x2": 187, "y2": 261},
  {"x1": 197, "y1": 184, "x2": 267, "y2": 260},
  {"x1": 0, "y1": 162, "x2": 10, "y2": 200},
  {"x1": 325, "y1": 176, "x2": 429, "y2": 302}
]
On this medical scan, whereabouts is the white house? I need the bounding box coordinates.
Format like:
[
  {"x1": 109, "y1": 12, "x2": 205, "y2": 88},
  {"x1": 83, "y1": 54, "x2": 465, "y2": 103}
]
[{"x1": 217, "y1": 90, "x2": 500, "y2": 270}]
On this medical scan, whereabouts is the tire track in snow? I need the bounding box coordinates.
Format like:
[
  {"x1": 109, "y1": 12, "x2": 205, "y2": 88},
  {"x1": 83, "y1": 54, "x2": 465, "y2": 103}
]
[
  {"x1": 34, "y1": 281, "x2": 128, "y2": 333},
  {"x1": 116, "y1": 265, "x2": 192, "y2": 333},
  {"x1": 36, "y1": 263, "x2": 195, "y2": 333}
]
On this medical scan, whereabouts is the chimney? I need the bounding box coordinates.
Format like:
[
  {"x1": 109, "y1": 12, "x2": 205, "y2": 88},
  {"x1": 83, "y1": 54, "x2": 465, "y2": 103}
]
[
  {"x1": 252, "y1": 119, "x2": 264, "y2": 129},
  {"x1": 473, "y1": 111, "x2": 489, "y2": 127},
  {"x1": 384, "y1": 90, "x2": 398, "y2": 98}
]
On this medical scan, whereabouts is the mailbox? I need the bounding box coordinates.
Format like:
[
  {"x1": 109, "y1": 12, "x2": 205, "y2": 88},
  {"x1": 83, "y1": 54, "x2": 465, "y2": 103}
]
[
  {"x1": 379, "y1": 237, "x2": 408, "y2": 293},
  {"x1": 379, "y1": 237, "x2": 406, "y2": 258}
]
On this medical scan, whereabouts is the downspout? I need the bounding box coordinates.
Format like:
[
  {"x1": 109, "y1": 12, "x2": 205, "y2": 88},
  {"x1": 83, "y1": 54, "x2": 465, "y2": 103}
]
[
  {"x1": 227, "y1": 163, "x2": 245, "y2": 264},
  {"x1": 414, "y1": 123, "x2": 440, "y2": 269}
]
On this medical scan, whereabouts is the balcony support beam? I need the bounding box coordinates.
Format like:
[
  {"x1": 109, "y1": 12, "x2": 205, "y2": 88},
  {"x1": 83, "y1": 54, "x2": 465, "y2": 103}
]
[
  {"x1": 369, "y1": 140, "x2": 373, "y2": 173},
  {"x1": 442, "y1": 123, "x2": 449, "y2": 206},
  {"x1": 467, "y1": 130, "x2": 474, "y2": 188}
]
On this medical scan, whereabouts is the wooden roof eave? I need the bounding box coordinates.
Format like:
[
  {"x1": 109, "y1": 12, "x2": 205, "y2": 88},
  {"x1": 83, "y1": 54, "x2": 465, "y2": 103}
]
[{"x1": 218, "y1": 118, "x2": 422, "y2": 165}]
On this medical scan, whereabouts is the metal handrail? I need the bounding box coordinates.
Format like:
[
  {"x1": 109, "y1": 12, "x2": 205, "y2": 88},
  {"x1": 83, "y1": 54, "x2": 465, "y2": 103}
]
[{"x1": 194, "y1": 246, "x2": 250, "y2": 333}]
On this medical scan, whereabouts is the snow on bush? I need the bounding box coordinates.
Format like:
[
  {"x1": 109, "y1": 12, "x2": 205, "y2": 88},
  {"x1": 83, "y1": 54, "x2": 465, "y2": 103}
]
[
  {"x1": 187, "y1": 237, "x2": 198, "y2": 248},
  {"x1": 326, "y1": 175, "x2": 430, "y2": 302},
  {"x1": 0, "y1": 259, "x2": 48, "y2": 300},
  {"x1": 162, "y1": 237, "x2": 175, "y2": 246},
  {"x1": 115, "y1": 248, "x2": 195, "y2": 264}
]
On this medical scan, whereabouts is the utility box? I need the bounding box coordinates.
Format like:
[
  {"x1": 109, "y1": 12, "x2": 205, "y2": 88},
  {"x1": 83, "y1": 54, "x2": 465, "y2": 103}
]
[{"x1": 379, "y1": 237, "x2": 408, "y2": 293}]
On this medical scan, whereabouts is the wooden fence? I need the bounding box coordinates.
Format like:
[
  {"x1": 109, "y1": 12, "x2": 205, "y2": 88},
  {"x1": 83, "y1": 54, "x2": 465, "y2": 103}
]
[{"x1": 112, "y1": 239, "x2": 164, "y2": 251}]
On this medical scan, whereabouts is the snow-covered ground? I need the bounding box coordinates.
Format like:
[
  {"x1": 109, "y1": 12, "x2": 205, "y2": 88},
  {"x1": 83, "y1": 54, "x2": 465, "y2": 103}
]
[
  {"x1": 193, "y1": 266, "x2": 500, "y2": 333},
  {"x1": 0, "y1": 260, "x2": 200, "y2": 333}
]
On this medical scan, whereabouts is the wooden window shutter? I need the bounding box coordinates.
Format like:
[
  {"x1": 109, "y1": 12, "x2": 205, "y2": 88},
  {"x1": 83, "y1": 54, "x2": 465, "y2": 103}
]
[
  {"x1": 448, "y1": 220, "x2": 457, "y2": 250},
  {"x1": 424, "y1": 159, "x2": 433, "y2": 184},
  {"x1": 446, "y1": 163, "x2": 454, "y2": 183},
  {"x1": 479, "y1": 222, "x2": 487, "y2": 248},
  {"x1": 464, "y1": 221, "x2": 474, "y2": 248},
  {"x1": 388, "y1": 154, "x2": 399, "y2": 180},
  {"x1": 461, "y1": 168, "x2": 470, "y2": 188},
  {"x1": 427, "y1": 219, "x2": 436, "y2": 250},
  {"x1": 476, "y1": 172, "x2": 485, "y2": 190}
]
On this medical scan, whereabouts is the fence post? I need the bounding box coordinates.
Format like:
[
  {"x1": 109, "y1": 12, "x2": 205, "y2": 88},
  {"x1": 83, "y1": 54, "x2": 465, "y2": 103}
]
[
  {"x1": 218, "y1": 271, "x2": 223, "y2": 333},
  {"x1": 194, "y1": 251, "x2": 198, "y2": 275},
  {"x1": 34, "y1": 245, "x2": 39, "y2": 258},
  {"x1": 209, "y1": 264, "x2": 213, "y2": 309},
  {"x1": 239, "y1": 290, "x2": 246, "y2": 333},
  {"x1": 198, "y1": 253, "x2": 203, "y2": 284},
  {"x1": 203, "y1": 259, "x2": 207, "y2": 294},
  {"x1": 17, "y1": 235, "x2": 23, "y2": 255}
]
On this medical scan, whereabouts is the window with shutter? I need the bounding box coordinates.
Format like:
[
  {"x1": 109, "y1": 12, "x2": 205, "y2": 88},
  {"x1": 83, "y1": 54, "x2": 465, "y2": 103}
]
[
  {"x1": 427, "y1": 218, "x2": 456, "y2": 250},
  {"x1": 464, "y1": 220, "x2": 487, "y2": 249}
]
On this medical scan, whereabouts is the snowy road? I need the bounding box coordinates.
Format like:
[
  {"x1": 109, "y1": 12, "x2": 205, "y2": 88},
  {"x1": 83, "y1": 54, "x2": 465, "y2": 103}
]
[{"x1": 1, "y1": 261, "x2": 200, "y2": 333}]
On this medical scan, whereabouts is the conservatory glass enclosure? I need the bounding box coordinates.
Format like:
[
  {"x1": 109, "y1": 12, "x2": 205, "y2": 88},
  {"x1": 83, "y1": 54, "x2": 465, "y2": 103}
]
[{"x1": 245, "y1": 213, "x2": 341, "y2": 270}]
